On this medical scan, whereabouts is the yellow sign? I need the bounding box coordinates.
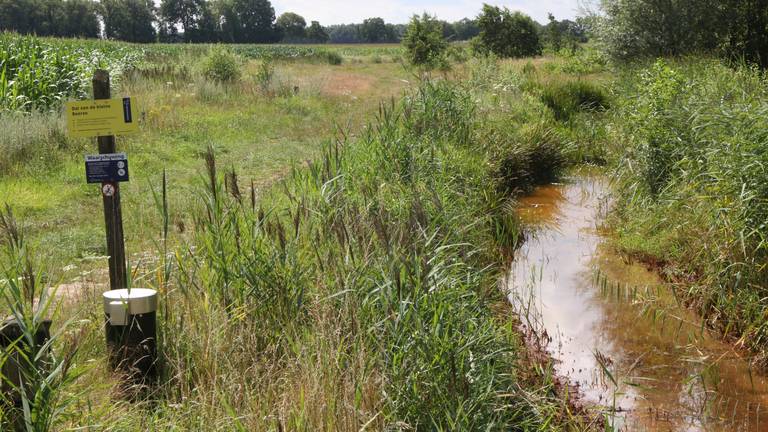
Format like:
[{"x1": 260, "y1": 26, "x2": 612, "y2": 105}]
[{"x1": 66, "y1": 98, "x2": 138, "y2": 138}]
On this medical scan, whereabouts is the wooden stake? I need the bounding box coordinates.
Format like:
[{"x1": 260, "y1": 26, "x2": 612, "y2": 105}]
[{"x1": 92, "y1": 69, "x2": 127, "y2": 290}]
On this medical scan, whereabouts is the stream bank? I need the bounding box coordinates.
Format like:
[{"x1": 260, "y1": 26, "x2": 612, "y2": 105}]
[{"x1": 507, "y1": 175, "x2": 768, "y2": 431}]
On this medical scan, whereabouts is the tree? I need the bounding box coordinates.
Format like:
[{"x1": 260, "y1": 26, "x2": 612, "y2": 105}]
[
  {"x1": 720, "y1": 0, "x2": 768, "y2": 67},
  {"x1": 403, "y1": 13, "x2": 447, "y2": 67},
  {"x1": 440, "y1": 20, "x2": 456, "y2": 40},
  {"x1": 194, "y1": 2, "x2": 218, "y2": 42},
  {"x1": 453, "y1": 18, "x2": 479, "y2": 41},
  {"x1": 160, "y1": 0, "x2": 206, "y2": 41},
  {"x1": 596, "y1": 0, "x2": 767, "y2": 68},
  {"x1": 231, "y1": 0, "x2": 277, "y2": 42},
  {"x1": 326, "y1": 24, "x2": 361, "y2": 43},
  {"x1": 214, "y1": 0, "x2": 240, "y2": 42},
  {"x1": 0, "y1": 0, "x2": 99, "y2": 38},
  {"x1": 101, "y1": 0, "x2": 157, "y2": 42},
  {"x1": 0, "y1": 0, "x2": 34, "y2": 34},
  {"x1": 276, "y1": 12, "x2": 306, "y2": 40},
  {"x1": 475, "y1": 4, "x2": 541, "y2": 58},
  {"x1": 361, "y1": 17, "x2": 388, "y2": 43},
  {"x1": 545, "y1": 13, "x2": 562, "y2": 51},
  {"x1": 61, "y1": 0, "x2": 100, "y2": 38},
  {"x1": 387, "y1": 23, "x2": 405, "y2": 42},
  {"x1": 306, "y1": 21, "x2": 329, "y2": 43}
]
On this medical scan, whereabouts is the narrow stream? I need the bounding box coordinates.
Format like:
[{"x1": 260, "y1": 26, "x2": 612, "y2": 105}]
[{"x1": 507, "y1": 175, "x2": 768, "y2": 431}]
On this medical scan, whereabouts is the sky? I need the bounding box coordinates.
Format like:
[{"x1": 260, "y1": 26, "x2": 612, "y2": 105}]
[{"x1": 271, "y1": 0, "x2": 583, "y2": 26}]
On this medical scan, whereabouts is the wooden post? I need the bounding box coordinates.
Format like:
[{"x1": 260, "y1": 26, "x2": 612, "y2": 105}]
[{"x1": 92, "y1": 70, "x2": 127, "y2": 290}]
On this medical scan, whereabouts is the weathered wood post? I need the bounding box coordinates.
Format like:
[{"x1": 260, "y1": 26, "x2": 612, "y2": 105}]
[
  {"x1": 92, "y1": 69, "x2": 128, "y2": 291},
  {"x1": 67, "y1": 71, "x2": 158, "y2": 383}
]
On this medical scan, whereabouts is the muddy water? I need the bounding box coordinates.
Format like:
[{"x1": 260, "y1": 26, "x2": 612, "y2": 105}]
[{"x1": 507, "y1": 176, "x2": 768, "y2": 431}]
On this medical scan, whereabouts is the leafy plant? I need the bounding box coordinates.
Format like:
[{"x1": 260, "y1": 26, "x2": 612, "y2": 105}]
[
  {"x1": 201, "y1": 47, "x2": 241, "y2": 83},
  {"x1": 402, "y1": 13, "x2": 448, "y2": 69},
  {"x1": 473, "y1": 5, "x2": 541, "y2": 58}
]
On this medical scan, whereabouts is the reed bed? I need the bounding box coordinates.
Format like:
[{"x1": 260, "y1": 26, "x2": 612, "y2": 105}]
[{"x1": 609, "y1": 58, "x2": 768, "y2": 362}]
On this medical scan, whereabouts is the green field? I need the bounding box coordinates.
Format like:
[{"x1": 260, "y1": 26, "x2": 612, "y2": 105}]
[
  {"x1": 0, "y1": 33, "x2": 605, "y2": 430},
  {"x1": 1, "y1": 36, "x2": 409, "y2": 269},
  {"x1": 2, "y1": 19, "x2": 768, "y2": 430}
]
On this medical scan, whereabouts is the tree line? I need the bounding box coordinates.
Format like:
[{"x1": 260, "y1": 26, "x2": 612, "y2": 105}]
[{"x1": 0, "y1": 0, "x2": 495, "y2": 44}]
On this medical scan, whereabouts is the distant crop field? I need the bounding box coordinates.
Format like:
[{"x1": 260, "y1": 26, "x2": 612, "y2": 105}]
[{"x1": 0, "y1": 33, "x2": 404, "y2": 113}]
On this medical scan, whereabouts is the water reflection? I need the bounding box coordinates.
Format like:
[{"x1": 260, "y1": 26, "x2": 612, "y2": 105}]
[{"x1": 507, "y1": 176, "x2": 768, "y2": 431}]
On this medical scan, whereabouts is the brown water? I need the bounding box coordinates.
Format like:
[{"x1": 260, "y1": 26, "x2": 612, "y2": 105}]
[{"x1": 507, "y1": 176, "x2": 768, "y2": 431}]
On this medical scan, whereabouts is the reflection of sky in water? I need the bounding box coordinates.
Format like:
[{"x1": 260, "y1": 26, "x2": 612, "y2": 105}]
[{"x1": 506, "y1": 177, "x2": 768, "y2": 432}]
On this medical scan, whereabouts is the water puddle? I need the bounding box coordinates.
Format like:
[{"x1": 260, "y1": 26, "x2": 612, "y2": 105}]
[{"x1": 507, "y1": 176, "x2": 768, "y2": 431}]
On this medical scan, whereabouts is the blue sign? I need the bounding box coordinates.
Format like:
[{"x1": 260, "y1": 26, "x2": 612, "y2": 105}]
[{"x1": 85, "y1": 153, "x2": 129, "y2": 184}]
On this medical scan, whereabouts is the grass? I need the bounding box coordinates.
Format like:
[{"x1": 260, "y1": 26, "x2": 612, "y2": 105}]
[
  {"x1": 540, "y1": 80, "x2": 609, "y2": 121},
  {"x1": 1, "y1": 76, "x2": 583, "y2": 431},
  {"x1": 607, "y1": 57, "x2": 768, "y2": 362},
  {"x1": 0, "y1": 34, "x2": 603, "y2": 430},
  {"x1": 145, "y1": 78, "x2": 576, "y2": 429},
  {"x1": 0, "y1": 42, "x2": 412, "y2": 270}
]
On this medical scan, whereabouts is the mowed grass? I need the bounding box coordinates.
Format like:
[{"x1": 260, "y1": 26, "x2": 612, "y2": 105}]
[{"x1": 2, "y1": 57, "x2": 411, "y2": 270}]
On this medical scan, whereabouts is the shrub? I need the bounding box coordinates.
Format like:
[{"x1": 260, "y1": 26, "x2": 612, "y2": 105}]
[
  {"x1": 474, "y1": 5, "x2": 541, "y2": 58},
  {"x1": 596, "y1": 0, "x2": 768, "y2": 68},
  {"x1": 320, "y1": 50, "x2": 343, "y2": 65},
  {"x1": 540, "y1": 80, "x2": 609, "y2": 120},
  {"x1": 201, "y1": 48, "x2": 241, "y2": 82},
  {"x1": 446, "y1": 44, "x2": 469, "y2": 63},
  {"x1": 556, "y1": 47, "x2": 609, "y2": 74},
  {"x1": 402, "y1": 13, "x2": 448, "y2": 68},
  {"x1": 255, "y1": 60, "x2": 274, "y2": 92}
]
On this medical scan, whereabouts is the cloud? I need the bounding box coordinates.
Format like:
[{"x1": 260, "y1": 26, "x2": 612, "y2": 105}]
[{"x1": 271, "y1": 0, "x2": 582, "y2": 25}]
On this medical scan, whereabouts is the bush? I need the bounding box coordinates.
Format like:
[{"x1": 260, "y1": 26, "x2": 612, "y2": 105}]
[
  {"x1": 474, "y1": 5, "x2": 541, "y2": 58},
  {"x1": 201, "y1": 48, "x2": 241, "y2": 82},
  {"x1": 447, "y1": 44, "x2": 469, "y2": 63},
  {"x1": 255, "y1": 60, "x2": 274, "y2": 92},
  {"x1": 596, "y1": 0, "x2": 768, "y2": 68},
  {"x1": 320, "y1": 50, "x2": 343, "y2": 65},
  {"x1": 555, "y1": 47, "x2": 609, "y2": 74},
  {"x1": 540, "y1": 80, "x2": 609, "y2": 120},
  {"x1": 402, "y1": 13, "x2": 448, "y2": 68}
]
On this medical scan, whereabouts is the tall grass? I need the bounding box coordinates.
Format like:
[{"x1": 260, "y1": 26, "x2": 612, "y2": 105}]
[
  {"x1": 0, "y1": 44, "x2": 588, "y2": 429},
  {"x1": 0, "y1": 206, "x2": 83, "y2": 431},
  {"x1": 0, "y1": 111, "x2": 76, "y2": 174},
  {"x1": 58, "y1": 78, "x2": 573, "y2": 430},
  {"x1": 610, "y1": 58, "x2": 768, "y2": 361},
  {"x1": 540, "y1": 80, "x2": 609, "y2": 121}
]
